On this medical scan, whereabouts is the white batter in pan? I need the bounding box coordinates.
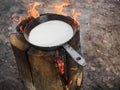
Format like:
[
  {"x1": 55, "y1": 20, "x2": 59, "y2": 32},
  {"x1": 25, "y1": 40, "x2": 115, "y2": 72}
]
[{"x1": 28, "y1": 20, "x2": 73, "y2": 47}]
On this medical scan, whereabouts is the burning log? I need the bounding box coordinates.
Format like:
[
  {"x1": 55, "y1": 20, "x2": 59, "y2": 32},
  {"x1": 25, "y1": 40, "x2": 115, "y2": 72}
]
[{"x1": 10, "y1": 30, "x2": 83, "y2": 90}]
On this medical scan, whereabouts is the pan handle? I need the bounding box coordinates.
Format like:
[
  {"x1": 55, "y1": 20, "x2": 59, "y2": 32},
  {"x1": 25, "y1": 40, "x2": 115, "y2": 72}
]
[{"x1": 63, "y1": 44, "x2": 86, "y2": 66}]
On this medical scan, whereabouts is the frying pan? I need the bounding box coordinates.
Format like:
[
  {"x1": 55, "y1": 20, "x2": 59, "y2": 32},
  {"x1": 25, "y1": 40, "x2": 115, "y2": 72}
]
[{"x1": 24, "y1": 13, "x2": 86, "y2": 66}]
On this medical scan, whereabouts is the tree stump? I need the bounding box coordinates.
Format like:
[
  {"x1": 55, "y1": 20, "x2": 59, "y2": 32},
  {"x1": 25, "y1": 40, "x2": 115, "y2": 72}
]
[{"x1": 10, "y1": 31, "x2": 83, "y2": 90}]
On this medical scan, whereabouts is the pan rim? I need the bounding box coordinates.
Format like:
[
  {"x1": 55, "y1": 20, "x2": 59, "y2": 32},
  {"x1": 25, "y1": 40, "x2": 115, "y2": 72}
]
[{"x1": 23, "y1": 13, "x2": 79, "y2": 49}]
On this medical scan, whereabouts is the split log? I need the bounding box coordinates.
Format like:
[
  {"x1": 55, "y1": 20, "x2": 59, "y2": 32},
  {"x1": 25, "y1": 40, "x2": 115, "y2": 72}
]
[
  {"x1": 10, "y1": 34, "x2": 35, "y2": 90},
  {"x1": 10, "y1": 32, "x2": 83, "y2": 90},
  {"x1": 67, "y1": 30, "x2": 83, "y2": 90},
  {"x1": 27, "y1": 48, "x2": 63, "y2": 90}
]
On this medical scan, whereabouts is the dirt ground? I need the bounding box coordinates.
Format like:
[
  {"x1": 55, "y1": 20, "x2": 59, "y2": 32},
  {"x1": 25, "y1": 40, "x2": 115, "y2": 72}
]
[{"x1": 0, "y1": 0, "x2": 120, "y2": 90}]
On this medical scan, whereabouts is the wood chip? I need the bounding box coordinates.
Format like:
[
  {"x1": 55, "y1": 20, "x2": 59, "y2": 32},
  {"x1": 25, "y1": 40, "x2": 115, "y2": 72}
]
[{"x1": 76, "y1": 72, "x2": 82, "y2": 86}]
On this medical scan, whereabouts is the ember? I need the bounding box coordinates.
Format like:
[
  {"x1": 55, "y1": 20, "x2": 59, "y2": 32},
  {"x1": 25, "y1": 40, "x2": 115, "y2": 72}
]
[{"x1": 56, "y1": 50, "x2": 65, "y2": 75}]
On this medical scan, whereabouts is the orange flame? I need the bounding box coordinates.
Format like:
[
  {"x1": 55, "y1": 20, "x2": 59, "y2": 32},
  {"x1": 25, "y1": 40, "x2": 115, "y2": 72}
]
[
  {"x1": 53, "y1": 0, "x2": 70, "y2": 15},
  {"x1": 28, "y1": 2, "x2": 40, "y2": 18},
  {"x1": 72, "y1": 9, "x2": 81, "y2": 27},
  {"x1": 11, "y1": 2, "x2": 40, "y2": 33},
  {"x1": 12, "y1": 2, "x2": 40, "y2": 24},
  {"x1": 12, "y1": 1, "x2": 82, "y2": 32}
]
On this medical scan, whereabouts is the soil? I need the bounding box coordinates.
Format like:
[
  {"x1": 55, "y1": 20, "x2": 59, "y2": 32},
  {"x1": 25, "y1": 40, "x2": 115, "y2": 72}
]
[{"x1": 0, "y1": 0, "x2": 120, "y2": 90}]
